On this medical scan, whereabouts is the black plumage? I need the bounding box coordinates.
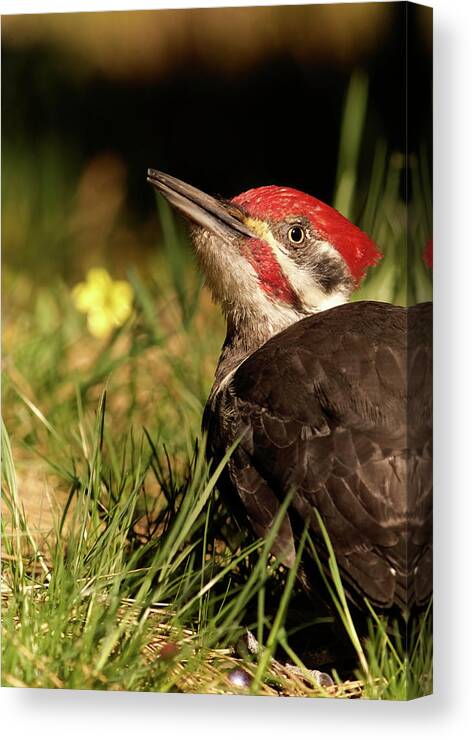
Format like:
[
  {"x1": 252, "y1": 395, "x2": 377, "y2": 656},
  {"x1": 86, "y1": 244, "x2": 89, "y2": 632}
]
[{"x1": 205, "y1": 300, "x2": 432, "y2": 611}]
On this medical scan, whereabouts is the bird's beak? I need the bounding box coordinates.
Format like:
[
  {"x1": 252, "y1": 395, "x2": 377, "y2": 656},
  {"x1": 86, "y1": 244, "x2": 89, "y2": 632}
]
[{"x1": 147, "y1": 169, "x2": 257, "y2": 242}]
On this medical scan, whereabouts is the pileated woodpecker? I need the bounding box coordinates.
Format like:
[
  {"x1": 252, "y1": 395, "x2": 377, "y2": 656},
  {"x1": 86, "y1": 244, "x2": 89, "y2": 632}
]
[{"x1": 148, "y1": 169, "x2": 432, "y2": 613}]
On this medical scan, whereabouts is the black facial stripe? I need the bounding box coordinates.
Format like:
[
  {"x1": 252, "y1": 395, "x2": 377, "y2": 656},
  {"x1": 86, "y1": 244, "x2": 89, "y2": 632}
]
[
  {"x1": 268, "y1": 217, "x2": 353, "y2": 295},
  {"x1": 315, "y1": 256, "x2": 352, "y2": 293}
]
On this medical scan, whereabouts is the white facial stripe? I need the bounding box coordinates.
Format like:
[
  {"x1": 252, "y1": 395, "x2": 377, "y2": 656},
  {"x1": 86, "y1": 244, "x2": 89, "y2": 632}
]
[{"x1": 245, "y1": 218, "x2": 348, "y2": 312}]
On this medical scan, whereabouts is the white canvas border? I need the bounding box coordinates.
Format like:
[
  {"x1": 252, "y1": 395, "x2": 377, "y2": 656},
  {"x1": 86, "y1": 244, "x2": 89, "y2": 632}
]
[{"x1": 1, "y1": 0, "x2": 471, "y2": 738}]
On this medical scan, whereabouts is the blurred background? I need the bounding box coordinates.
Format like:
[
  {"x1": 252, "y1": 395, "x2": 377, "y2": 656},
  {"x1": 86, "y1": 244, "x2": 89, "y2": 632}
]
[
  {"x1": 1, "y1": 3, "x2": 432, "y2": 534},
  {"x1": 2, "y1": 3, "x2": 432, "y2": 280}
]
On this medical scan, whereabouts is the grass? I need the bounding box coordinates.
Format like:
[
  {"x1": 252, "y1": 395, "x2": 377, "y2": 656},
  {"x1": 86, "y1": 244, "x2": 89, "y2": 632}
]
[{"x1": 1, "y1": 73, "x2": 432, "y2": 698}]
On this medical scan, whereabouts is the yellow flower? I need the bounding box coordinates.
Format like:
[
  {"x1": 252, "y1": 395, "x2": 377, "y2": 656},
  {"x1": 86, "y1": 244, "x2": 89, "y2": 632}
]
[{"x1": 72, "y1": 268, "x2": 134, "y2": 338}]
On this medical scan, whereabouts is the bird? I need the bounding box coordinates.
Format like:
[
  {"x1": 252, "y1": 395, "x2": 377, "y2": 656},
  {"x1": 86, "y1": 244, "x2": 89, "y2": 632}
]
[{"x1": 147, "y1": 168, "x2": 432, "y2": 614}]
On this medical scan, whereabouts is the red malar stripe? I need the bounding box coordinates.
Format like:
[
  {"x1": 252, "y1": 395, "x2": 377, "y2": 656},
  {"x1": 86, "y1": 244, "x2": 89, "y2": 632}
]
[{"x1": 241, "y1": 238, "x2": 299, "y2": 305}]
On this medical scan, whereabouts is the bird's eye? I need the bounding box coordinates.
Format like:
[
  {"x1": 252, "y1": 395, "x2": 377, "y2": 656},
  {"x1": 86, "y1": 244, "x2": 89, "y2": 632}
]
[{"x1": 288, "y1": 225, "x2": 305, "y2": 245}]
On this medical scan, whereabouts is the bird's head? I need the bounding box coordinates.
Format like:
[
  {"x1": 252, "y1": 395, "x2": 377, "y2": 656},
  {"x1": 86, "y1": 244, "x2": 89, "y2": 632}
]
[{"x1": 148, "y1": 170, "x2": 381, "y2": 337}]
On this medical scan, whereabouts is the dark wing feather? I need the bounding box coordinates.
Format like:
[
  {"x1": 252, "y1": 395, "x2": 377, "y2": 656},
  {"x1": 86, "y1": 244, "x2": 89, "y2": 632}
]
[{"x1": 207, "y1": 301, "x2": 432, "y2": 610}]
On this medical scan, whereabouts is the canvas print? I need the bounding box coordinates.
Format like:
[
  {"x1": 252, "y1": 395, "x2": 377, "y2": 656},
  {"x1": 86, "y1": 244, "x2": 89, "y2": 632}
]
[{"x1": 1, "y1": 2, "x2": 432, "y2": 699}]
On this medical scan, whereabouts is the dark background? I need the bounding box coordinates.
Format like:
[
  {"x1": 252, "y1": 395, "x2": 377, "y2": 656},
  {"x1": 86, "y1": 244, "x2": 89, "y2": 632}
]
[{"x1": 2, "y1": 2, "x2": 432, "y2": 279}]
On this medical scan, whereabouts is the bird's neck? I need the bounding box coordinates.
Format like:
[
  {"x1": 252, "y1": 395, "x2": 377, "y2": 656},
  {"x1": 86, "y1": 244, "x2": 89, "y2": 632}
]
[{"x1": 212, "y1": 306, "x2": 303, "y2": 391}]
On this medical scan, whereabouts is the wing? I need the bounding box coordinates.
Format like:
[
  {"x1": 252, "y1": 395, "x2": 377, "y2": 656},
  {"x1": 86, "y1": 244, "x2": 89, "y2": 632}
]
[{"x1": 207, "y1": 301, "x2": 432, "y2": 610}]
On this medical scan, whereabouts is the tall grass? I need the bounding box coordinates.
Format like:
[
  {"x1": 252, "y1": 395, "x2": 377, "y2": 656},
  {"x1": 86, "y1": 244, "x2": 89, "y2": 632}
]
[{"x1": 1, "y1": 72, "x2": 432, "y2": 697}]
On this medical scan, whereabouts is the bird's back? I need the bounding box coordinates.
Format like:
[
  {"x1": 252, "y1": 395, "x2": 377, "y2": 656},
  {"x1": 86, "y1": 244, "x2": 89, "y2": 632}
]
[{"x1": 205, "y1": 300, "x2": 432, "y2": 610}]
